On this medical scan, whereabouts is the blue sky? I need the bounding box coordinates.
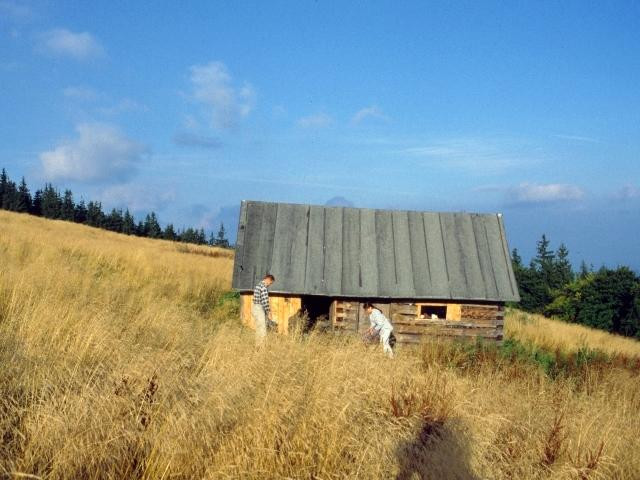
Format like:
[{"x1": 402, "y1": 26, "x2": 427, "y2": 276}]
[{"x1": 1, "y1": 1, "x2": 639, "y2": 270}]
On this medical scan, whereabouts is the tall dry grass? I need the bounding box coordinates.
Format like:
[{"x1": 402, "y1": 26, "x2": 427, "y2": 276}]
[
  {"x1": 1, "y1": 210, "x2": 640, "y2": 479},
  {"x1": 505, "y1": 308, "x2": 640, "y2": 359}
]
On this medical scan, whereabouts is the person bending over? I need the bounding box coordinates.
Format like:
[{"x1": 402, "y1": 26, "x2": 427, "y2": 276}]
[{"x1": 363, "y1": 302, "x2": 394, "y2": 358}]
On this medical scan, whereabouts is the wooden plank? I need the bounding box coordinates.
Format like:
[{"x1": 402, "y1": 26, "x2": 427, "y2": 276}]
[
  {"x1": 485, "y1": 215, "x2": 516, "y2": 301},
  {"x1": 394, "y1": 332, "x2": 424, "y2": 344},
  {"x1": 359, "y1": 209, "x2": 379, "y2": 295},
  {"x1": 237, "y1": 202, "x2": 268, "y2": 288},
  {"x1": 423, "y1": 212, "x2": 450, "y2": 298},
  {"x1": 270, "y1": 204, "x2": 309, "y2": 293},
  {"x1": 390, "y1": 303, "x2": 418, "y2": 315},
  {"x1": 497, "y1": 214, "x2": 519, "y2": 300},
  {"x1": 472, "y1": 215, "x2": 499, "y2": 300},
  {"x1": 323, "y1": 208, "x2": 343, "y2": 295},
  {"x1": 342, "y1": 208, "x2": 361, "y2": 296},
  {"x1": 241, "y1": 293, "x2": 254, "y2": 328},
  {"x1": 392, "y1": 210, "x2": 416, "y2": 296},
  {"x1": 304, "y1": 206, "x2": 326, "y2": 294},
  {"x1": 253, "y1": 203, "x2": 278, "y2": 286},
  {"x1": 447, "y1": 303, "x2": 462, "y2": 321},
  {"x1": 407, "y1": 210, "x2": 432, "y2": 296},
  {"x1": 439, "y1": 212, "x2": 468, "y2": 299},
  {"x1": 375, "y1": 209, "x2": 397, "y2": 296},
  {"x1": 231, "y1": 201, "x2": 248, "y2": 289},
  {"x1": 454, "y1": 213, "x2": 486, "y2": 299}
]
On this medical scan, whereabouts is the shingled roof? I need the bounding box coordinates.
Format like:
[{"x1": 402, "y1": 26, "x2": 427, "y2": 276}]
[{"x1": 232, "y1": 201, "x2": 520, "y2": 302}]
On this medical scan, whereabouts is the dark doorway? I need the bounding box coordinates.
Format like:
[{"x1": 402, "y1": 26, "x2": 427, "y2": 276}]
[{"x1": 301, "y1": 295, "x2": 333, "y2": 331}]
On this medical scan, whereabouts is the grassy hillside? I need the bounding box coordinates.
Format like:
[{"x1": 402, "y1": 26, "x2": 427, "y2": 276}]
[{"x1": 1, "y1": 210, "x2": 639, "y2": 479}]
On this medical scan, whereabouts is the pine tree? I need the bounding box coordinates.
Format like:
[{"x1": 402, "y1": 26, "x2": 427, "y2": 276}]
[
  {"x1": 15, "y1": 177, "x2": 31, "y2": 213},
  {"x1": 41, "y1": 184, "x2": 62, "y2": 218},
  {"x1": 61, "y1": 190, "x2": 75, "y2": 221},
  {"x1": 74, "y1": 199, "x2": 88, "y2": 223},
  {"x1": 164, "y1": 223, "x2": 177, "y2": 241},
  {"x1": 86, "y1": 201, "x2": 105, "y2": 227},
  {"x1": 106, "y1": 208, "x2": 124, "y2": 232},
  {"x1": 144, "y1": 212, "x2": 161, "y2": 238},
  {"x1": 0, "y1": 168, "x2": 7, "y2": 205},
  {"x1": 122, "y1": 209, "x2": 135, "y2": 235},
  {"x1": 554, "y1": 243, "x2": 573, "y2": 287},
  {"x1": 215, "y1": 222, "x2": 229, "y2": 247},
  {"x1": 31, "y1": 189, "x2": 43, "y2": 216}
]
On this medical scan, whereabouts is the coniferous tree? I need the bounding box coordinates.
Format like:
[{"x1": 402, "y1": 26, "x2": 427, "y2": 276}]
[
  {"x1": 164, "y1": 223, "x2": 177, "y2": 241},
  {"x1": 61, "y1": 190, "x2": 75, "y2": 221},
  {"x1": 15, "y1": 177, "x2": 32, "y2": 213},
  {"x1": 86, "y1": 201, "x2": 105, "y2": 227},
  {"x1": 144, "y1": 212, "x2": 161, "y2": 238},
  {"x1": 74, "y1": 199, "x2": 87, "y2": 223},
  {"x1": 554, "y1": 243, "x2": 573, "y2": 288},
  {"x1": 31, "y1": 189, "x2": 42, "y2": 216},
  {"x1": 122, "y1": 209, "x2": 135, "y2": 235},
  {"x1": 41, "y1": 184, "x2": 61, "y2": 218},
  {"x1": 105, "y1": 208, "x2": 124, "y2": 232},
  {"x1": 215, "y1": 222, "x2": 229, "y2": 247},
  {"x1": 0, "y1": 168, "x2": 7, "y2": 203},
  {"x1": 136, "y1": 220, "x2": 145, "y2": 237},
  {"x1": 14, "y1": 177, "x2": 31, "y2": 213}
]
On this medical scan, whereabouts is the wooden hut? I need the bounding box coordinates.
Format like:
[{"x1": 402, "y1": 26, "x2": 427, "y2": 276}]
[{"x1": 232, "y1": 201, "x2": 520, "y2": 343}]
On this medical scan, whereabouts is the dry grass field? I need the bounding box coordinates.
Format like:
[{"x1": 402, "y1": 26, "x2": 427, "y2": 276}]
[{"x1": 1, "y1": 209, "x2": 640, "y2": 479}]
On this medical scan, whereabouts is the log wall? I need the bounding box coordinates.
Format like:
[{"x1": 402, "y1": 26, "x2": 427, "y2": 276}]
[
  {"x1": 240, "y1": 294, "x2": 504, "y2": 342},
  {"x1": 240, "y1": 293, "x2": 302, "y2": 334},
  {"x1": 329, "y1": 299, "x2": 504, "y2": 343}
]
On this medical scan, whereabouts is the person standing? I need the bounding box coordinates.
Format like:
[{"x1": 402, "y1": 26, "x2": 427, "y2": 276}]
[
  {"x1": 252, "y1": 274, "x2": 275, "y2": 343},
  {"x1": 363, "y1": 302, "x2": 394, "y2": 358}
]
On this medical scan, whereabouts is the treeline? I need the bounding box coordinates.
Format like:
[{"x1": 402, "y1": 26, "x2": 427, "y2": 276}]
[
  {"x1": 512, "y1": 235, "x2": 640, "y2": 339},
  {"x1": 0, "y1": 168, "x2": 229, "y2": 247}
]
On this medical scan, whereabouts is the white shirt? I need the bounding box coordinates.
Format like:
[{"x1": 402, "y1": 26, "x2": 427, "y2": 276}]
[{"x1": 369, "y1": 309, "x2": 393, "y2": 333}]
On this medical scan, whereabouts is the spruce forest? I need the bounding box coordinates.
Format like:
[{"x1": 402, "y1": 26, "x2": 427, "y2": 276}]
[
  {"x1": 0, "y1": 168, "x2": 229, "y2": 248},
  {"x1": 512, "y1": 235, "x2": 640, "y2": 338}
]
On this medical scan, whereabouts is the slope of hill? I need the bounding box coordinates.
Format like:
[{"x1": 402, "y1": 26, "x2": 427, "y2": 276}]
[{"x1": 1, "y1": 210, "x2": 639, "y2": 479}]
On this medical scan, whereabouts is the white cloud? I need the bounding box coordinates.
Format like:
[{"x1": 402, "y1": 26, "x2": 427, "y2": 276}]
[
  {"x1": 189, "y1": 61, "x2": 255, "y2": 129},
  {"x1": 63, "y1": 85, "x2": 101, "y2": 101},
  {"x1": 98, "y1": 98, "x2": 148, "y2": 115},
  {"x1": 351, "y1": 106, "x2": 389, "y2": 125},
  {"x1": 99, "y1": 183, "x2": 175, "y2": 213},
  {"x1": 507, "y1": 183, "x2": 585, "y2": 204},
  {"x1": 40, "y1": 123, "x2": 146, "y2": 183},
  {"x1": 37, "y1": 28, "x2": 104, "y2": 60},
  {"x1": 401, "y1": 137, "x2": 537, "y2": 174},
  {"x1": 554, "y1": 134, "x2": 600, "y2": 143},
  {"x1": 297, "y1": 113, "x2": 333, "y2": 128}
]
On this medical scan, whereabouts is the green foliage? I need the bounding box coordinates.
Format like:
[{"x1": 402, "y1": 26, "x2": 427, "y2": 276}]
[
  {"x1": 423, "y1": 336, "x2": 617, "y2": 380},
  {"x1": 513, "y1": 234, "x2": 640, "y2": 339}
]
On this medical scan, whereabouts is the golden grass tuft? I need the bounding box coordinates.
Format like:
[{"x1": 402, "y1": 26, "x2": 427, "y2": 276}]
[
  {"x1": 1, "y1": 210, "x2": 640, "y2": 479},
  {"x1": 505, "y1": 308, "x2": 640, "y2": 359}
]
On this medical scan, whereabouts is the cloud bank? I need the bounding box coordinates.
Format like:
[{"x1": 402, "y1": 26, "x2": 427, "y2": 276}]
[
  {"x1": 297, "y1": 113, "x2": 333, "y2": 128},
  {"x1": 507, "y1": 182, "x2": 585, "y2": 204},
  {"x1": 189, "y1": 61, "x2": 255, "y2": 129},
  {"x1": 351, "y1": 106, "x2": 389, "y2": 124},
  {"x1": 38, "y1": 28, "x2": 104, "y2": 60},
  {"x1": 40, "y1": 123, "x2": 146, "y2": 183}
]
